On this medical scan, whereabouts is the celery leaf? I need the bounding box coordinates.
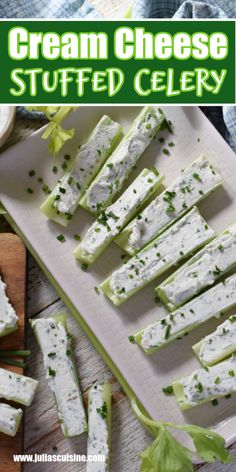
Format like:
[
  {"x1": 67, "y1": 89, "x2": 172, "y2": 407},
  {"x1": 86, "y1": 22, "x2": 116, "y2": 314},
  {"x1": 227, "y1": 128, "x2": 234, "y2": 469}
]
[
  {"x1": 139, "y1": 426, "x2": 193, "y2": 472},
  {"x1": 183, "y1": 425, "x2": 233, "y2": 464}
]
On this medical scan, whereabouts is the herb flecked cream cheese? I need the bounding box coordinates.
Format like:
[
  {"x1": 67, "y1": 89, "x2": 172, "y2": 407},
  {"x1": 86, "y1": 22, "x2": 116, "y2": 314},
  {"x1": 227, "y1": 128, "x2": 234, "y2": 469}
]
[
  {"x1": 0, "y1": 275, "x2": 18, "y2": 337},
  {"x1": 0, "y1": 403, "x2": 22, "y2": 437},
  {"x1": 157, "y1": 222, "x2": 236, "y2": 310},
  {"x1": 31, "y1": 314, "x2": 87, "y2": 437},
  {"x1": 173, "y1": 355, "x2": 236, "y2": 410},
  {"x1": 133, "y1": 273, "x2": 236, "y2": 354},
  {"x1": 193, "y1": 315, "x2": 236, "y2": 367},
  {"x1": 101, "y1": 207, "x2": 215, "y2": 306},
  {"x1": 115, "y1": 155, "x2": 223, "y2": 255},
  {"x1": 80, "y1": 106, "x2": 166, "y2": 213},
  {"x1": 0, "y1": 368, "x2": 38, "y2": 406},
  {"x1": 41, "y1": 115, "x2": 122, "y2": 226},
  {"x1": 87, "y1": 384, "x2": 111, "y2": 472},
  {"x1": 74, "y1": 167, "x2": 163, "y2": 264}
]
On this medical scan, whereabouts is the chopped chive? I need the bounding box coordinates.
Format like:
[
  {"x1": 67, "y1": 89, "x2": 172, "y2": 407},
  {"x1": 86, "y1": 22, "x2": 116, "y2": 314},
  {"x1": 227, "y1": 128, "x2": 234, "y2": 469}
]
[
  {"x1": 64, "y1": 154, "x2": 71, "y2": 161},
  {"x1": 162, "y1": 148, "x2": 170, "y2": 156},
  {"x1": 193, "y1": 172, "x2": 202, "y2": 182},
  {"x1": 96, "y1": 402, "x2": 108, "y2": 419},
  {"x1": 228, "y1": 370, "x2": 235, "y2": 377},
  {"x1": 28, "y1": 170, "x2": 35, "y2": 177},
  {"x1": 57, "y1": 234, "x2": 66, "y2": 243},
  {"x1": 48, "y1": 366, "x2": 56, "y2": 377},
  {"x1": 48, "y1": 352, "x2": 56, "y2": 358},
  {"x1": 52, "y1": 166, "x2": 58, "y2": 174},
  {"x1": 74, "y1": 234, "x2": 81, "y2": 241},
  {"x1": 61, "y1": 162, "x2": 68, "y2": 171},
  {"x1": 0, "y1": 349, "x2": 31, "y2": 358},
  {"x1": 27, "y1": 187, "x2": 34, "y2": 194},
  {"x1": 213, "y1": 265, "x2": 222, "y2": 276},
  {"x1": 165, "y1": 204, "x2": 175, "y2": 214},
  {"x1": 117, "y1": 287, "x2": 125, "y2": 294},
  {"x1": 42, "y1": 184, "x2": 51, "y2": 194},
  {"x1": 162, "y1": 385, "x2": 174, "y2": 395},
  {"x1": 81, "y1": 263, "x2": 88, "y2": 271},
  {"x1": 128, "y1": 335, "x2": 136, "y2": 344},
  {"x1": 164, "y1": 324, "x2": 171, "y2": 340},
  {"x1": 211, "y1": 399, "x2": 218, "y2": 406},
  {"x1": 195, "y1": 382, "x2": 203, "y2": 393}
]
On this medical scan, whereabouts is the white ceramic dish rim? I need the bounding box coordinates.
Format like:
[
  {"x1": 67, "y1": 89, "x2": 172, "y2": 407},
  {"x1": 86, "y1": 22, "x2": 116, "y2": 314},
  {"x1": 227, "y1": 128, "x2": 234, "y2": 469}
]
[{"x1": 0, "y1": 106, "x2": 16, "y2": 147}]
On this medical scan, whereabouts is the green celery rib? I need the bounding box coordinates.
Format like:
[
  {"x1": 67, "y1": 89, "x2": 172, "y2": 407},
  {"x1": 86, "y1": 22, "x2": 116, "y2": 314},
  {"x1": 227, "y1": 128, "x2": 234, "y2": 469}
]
[
  {"x1": 101, "y1": 207, "x2": 214, "y2": 306},
  {"x1": 173, "y1": 355, "x2": 236, "y2": 410},
  {"x1": 30, "y1": 312, "x2": 87, "y2": 437},
  {"x1": 87, "y1": 383, "x2": 112, "y2": 471},
  {"x1": 157, "y1": 223, "x2": 236, "y2": 311},
  {"x1": 74, "y1": 168, "x2": 163, "y2": 264},
  {"x1": 0, "y1": 403, "x2": 23, "y2": 437},
  {"x1": 132, "y1": 273, "x2": 236, "y2": 355},
  {"x1": 41, "y1": 115, "x2": 122, "y2": 226},
  {"x1": 80, "y1": 106, "x2": 166, "y2": 214},
  {"x1": 115, "y1": 155, "x2": 223, "y2": 256}
]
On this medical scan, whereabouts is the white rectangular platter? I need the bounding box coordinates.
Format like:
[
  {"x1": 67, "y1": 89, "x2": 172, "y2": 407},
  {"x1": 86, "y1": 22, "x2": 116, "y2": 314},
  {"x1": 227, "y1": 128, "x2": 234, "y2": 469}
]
[{"x1": 0, "y1": 106, "x2": 236, "y2": 449}]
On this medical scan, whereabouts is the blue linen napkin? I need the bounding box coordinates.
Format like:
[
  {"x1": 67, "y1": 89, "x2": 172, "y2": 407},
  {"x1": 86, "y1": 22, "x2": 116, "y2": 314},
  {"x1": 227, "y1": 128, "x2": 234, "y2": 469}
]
[
  {"x1": 0, "y1": 0, "x2": 99, "y2": 18},
  {"x1": 133, "y1": 0, "x2": 236, "y2": 151}
]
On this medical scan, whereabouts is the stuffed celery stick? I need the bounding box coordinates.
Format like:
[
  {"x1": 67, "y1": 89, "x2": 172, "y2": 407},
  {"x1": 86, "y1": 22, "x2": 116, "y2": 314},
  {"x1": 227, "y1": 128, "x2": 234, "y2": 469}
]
[
  {"x1": 193, "y1": 315, "x2": 236, "y2": 367},
  {"x1": 30, "y1": 313, "x2": 87, "y2": 437},
  {"x1": 80, "y1": 107, "x2": 166, "y2": 214},
  {"x1": 0, "y1": 276, "x2": 18, "y2": 337},
  {"x1": 173, "y1": 355, "x2": 236, "y2": 410},
  {"x1": 132, "y1": 273, "x2": 236, "y2": 354},
  {"x1": 115, "y1": 155, "x2": 223, "y2": 255},
  {"x1": 0, "y1": 368, "x2": 38, "y2": 406},
  {"x1": 41, "y1": 115, "x2": 122, "y2": 226},
  {"x1": 87, "y1": 384, "x2": 111, "y2": 472},
  {"x1": 74, "y1": 168, "x2": 163, "y2": 264},
  {"x1": 101, "y1": 207, "x2": 215, "y2": 306},
  {"x1": 157, "y1": 222, "x2": 236, "y2": 311},
  {"x1": 0, "y1": 403, "x2": 22, "y2": 437}
]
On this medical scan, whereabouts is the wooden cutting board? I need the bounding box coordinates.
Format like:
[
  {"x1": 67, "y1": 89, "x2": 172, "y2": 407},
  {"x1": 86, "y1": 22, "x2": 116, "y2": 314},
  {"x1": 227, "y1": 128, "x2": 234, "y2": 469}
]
[{"x1": 0, "y1": 233, "x2": 26, "y2": 472}]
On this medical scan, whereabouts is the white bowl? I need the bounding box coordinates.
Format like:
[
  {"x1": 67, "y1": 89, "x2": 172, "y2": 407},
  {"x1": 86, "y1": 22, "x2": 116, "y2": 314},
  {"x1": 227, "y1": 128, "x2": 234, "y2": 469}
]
[{"x1": 0, "y1": 107, "x2": 16, "y2": 148}]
